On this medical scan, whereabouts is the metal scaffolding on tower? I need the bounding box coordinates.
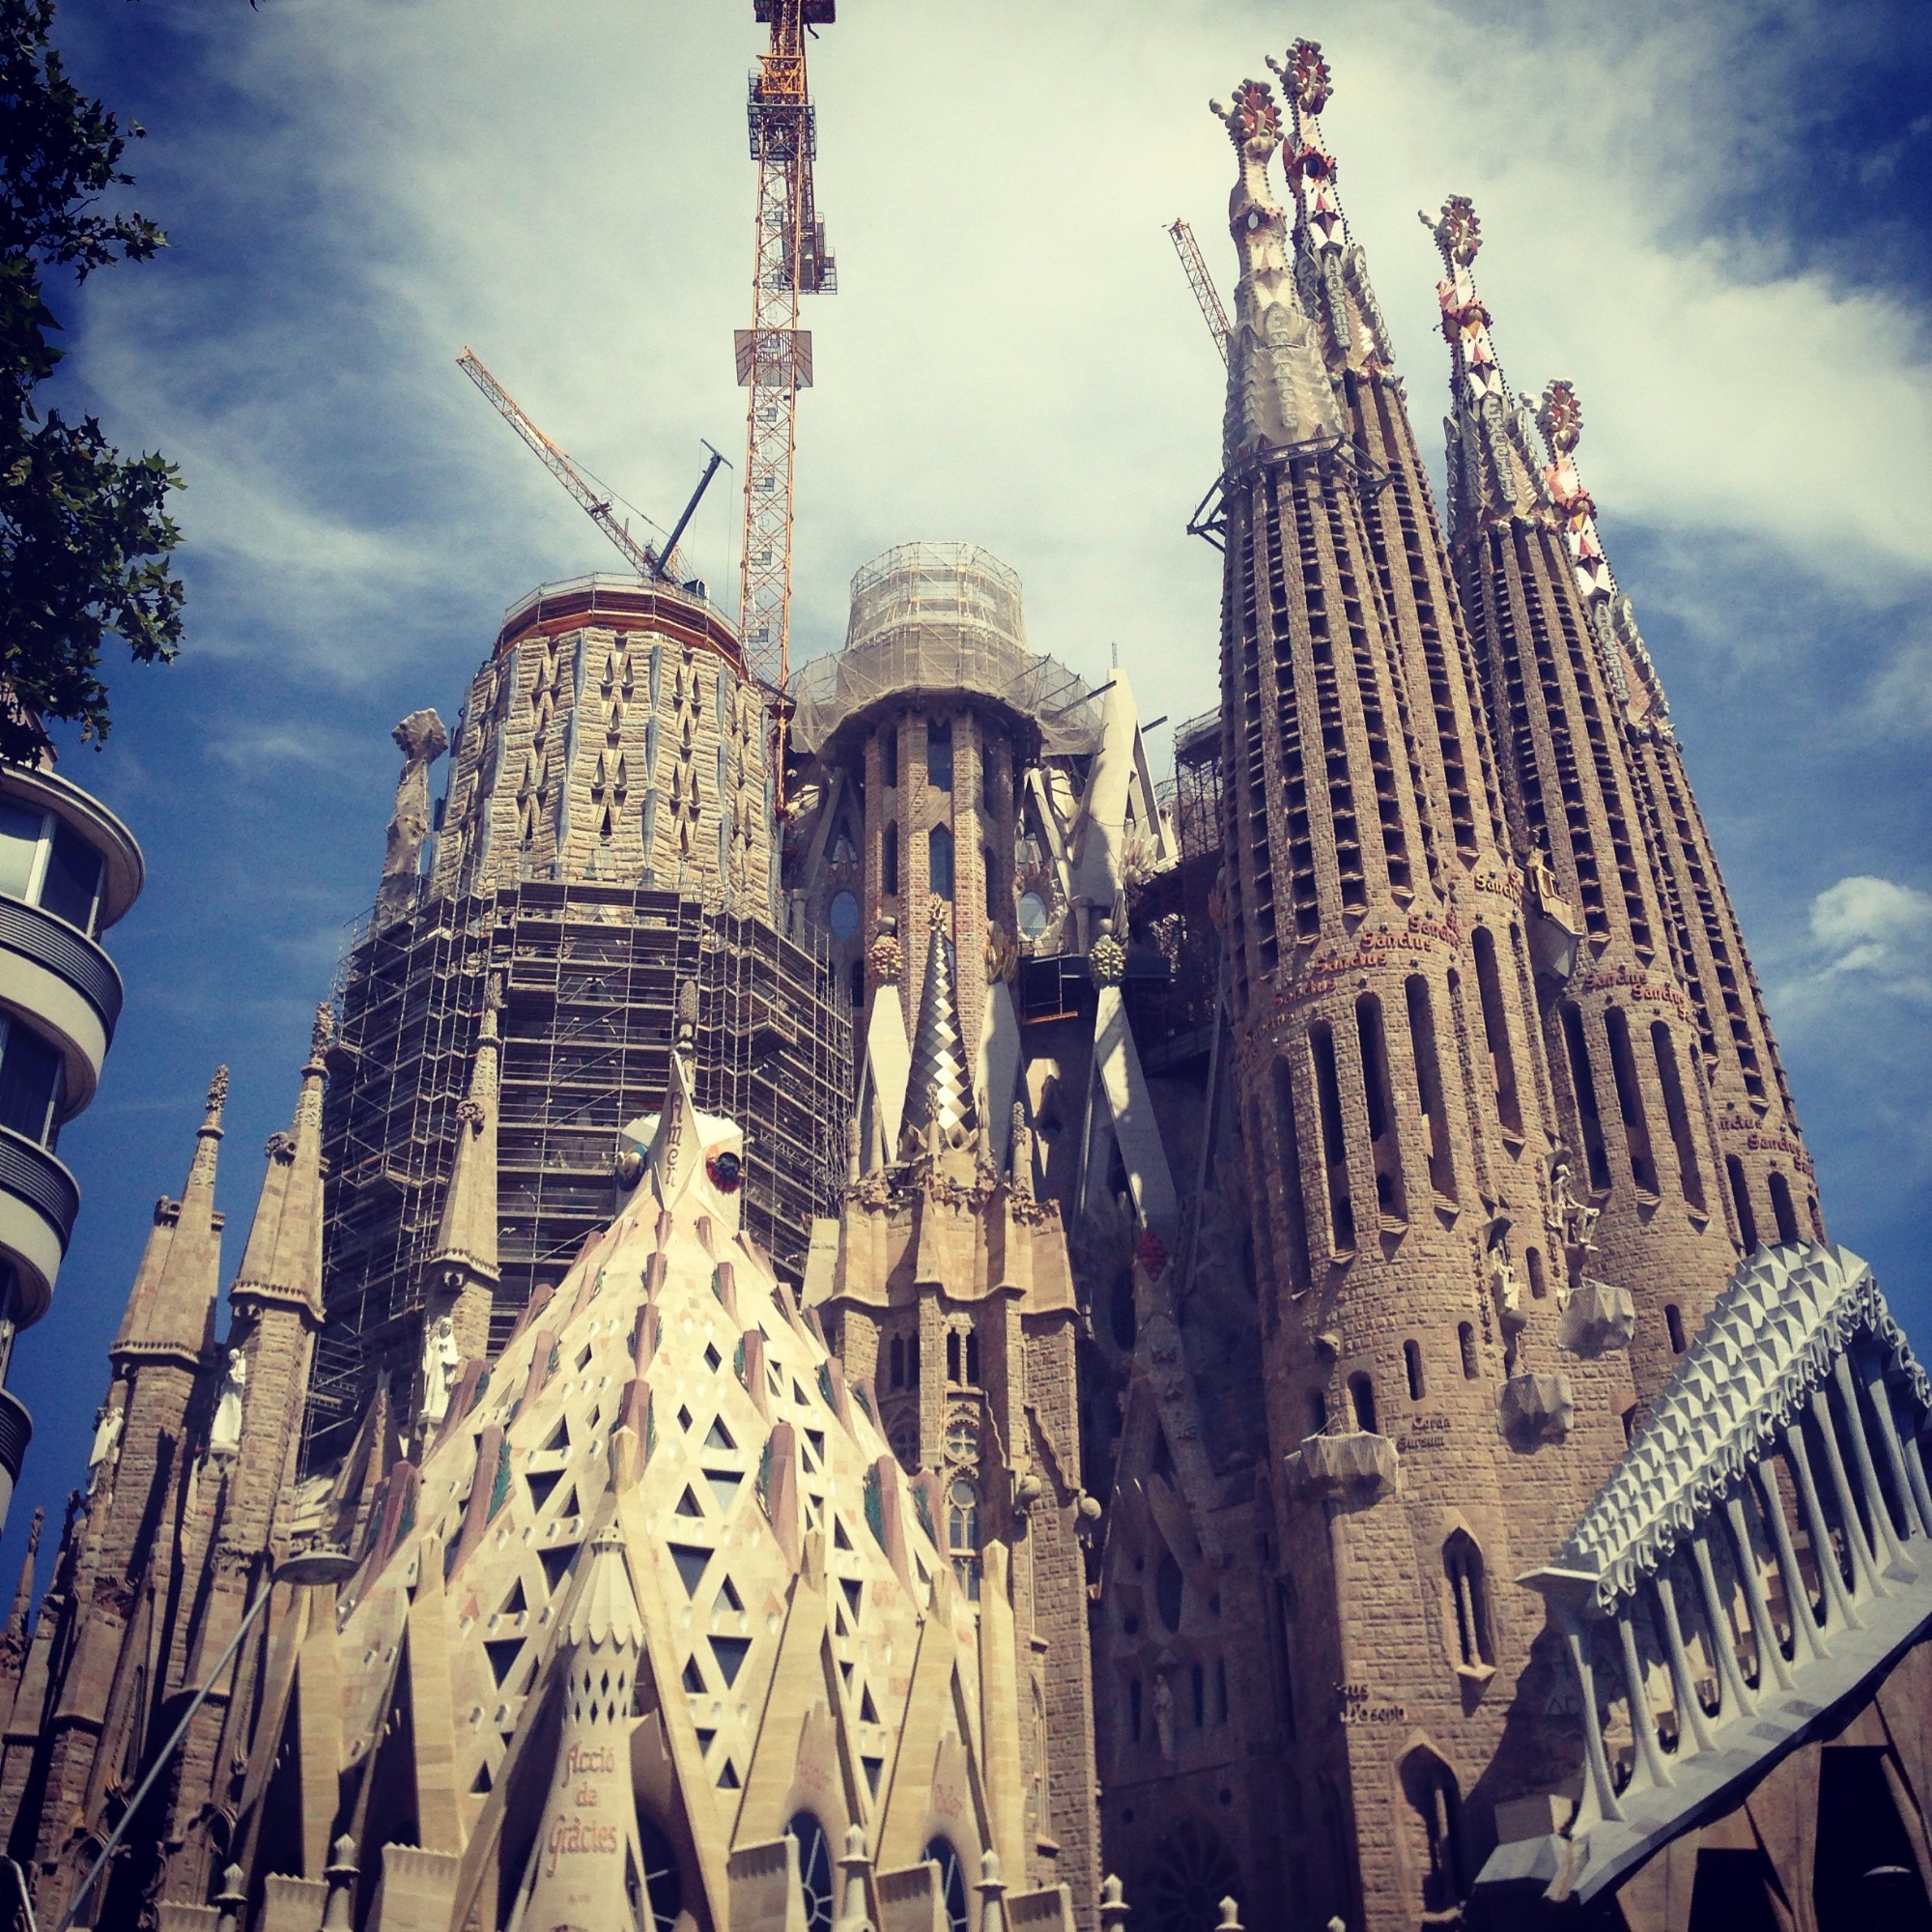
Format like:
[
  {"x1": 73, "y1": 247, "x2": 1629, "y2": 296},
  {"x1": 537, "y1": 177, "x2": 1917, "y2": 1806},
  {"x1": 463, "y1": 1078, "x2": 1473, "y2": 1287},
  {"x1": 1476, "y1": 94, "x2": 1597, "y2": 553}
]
[{"x1": 736, "y1": 0, "x2": 836, "y2": 693}]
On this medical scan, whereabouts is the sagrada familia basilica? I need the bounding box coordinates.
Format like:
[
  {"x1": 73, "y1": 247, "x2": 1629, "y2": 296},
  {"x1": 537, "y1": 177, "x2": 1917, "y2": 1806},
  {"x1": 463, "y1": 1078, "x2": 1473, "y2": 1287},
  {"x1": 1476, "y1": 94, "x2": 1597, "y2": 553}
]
[{"x1": 0, "y1": 28, "x2": 1925, "y2": 1932}]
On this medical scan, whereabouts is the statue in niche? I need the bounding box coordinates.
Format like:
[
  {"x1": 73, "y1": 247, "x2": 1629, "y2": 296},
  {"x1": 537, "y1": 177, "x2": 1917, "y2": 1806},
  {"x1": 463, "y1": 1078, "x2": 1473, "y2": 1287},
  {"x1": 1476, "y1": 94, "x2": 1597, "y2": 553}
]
[
  {"x1": 1525, "y1": 843, "x2": 1560, "y2": 911},
  {"x1": 209, "y1": 1349, "x2": 246, "y2": 1459},
  {"x1": 1488, "y1": 1244, "x2": 1522, "y2": 1332},
  {"x1": 85, "y1": 1403, "x2": 124, "y2": 1494},
  {"x1": 1549, "y1": 1158, "x2": 1600, "y2": 1262},
  {"x1": 381, "y1": 708, "x2": 449, "y2": 888},
  {"x1": 1152, "y1": 1673, "x2": 1177, "y2": 1767},
  {"x1": 419, "y1": 1314, "x2": 460, "y2": 1429}
]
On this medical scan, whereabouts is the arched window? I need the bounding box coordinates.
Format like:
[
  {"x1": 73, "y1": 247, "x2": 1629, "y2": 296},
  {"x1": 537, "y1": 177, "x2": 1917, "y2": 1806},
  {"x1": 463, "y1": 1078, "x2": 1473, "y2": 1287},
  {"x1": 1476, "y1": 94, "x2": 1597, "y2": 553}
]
[
  {"x1": 1400, "y1": 1750, "x2": 1466, "y2": 1915},
  {"x1": 1727, "y1": 1153, "x2": 1758, "y2": 1253},
  {"x1": 1357, "y1": 994, "x2": 1405, "y2": 1220},
  {"x1": 1270, "y1": 1059, "x2": 1310, "y2": 1295},
  {"x1": 1142, "y1": 1819, "x2": 1241, "y2": 1932},
  {"x1": 946, "y1": 1331, "x2": 962, "y2": 1383},
  {"x1": 923, "y1": 1838, "x2": 970, "y2": 1932},
  {"x1": 786, "y1": 1815, "x2": 835, "y2": 1932},
  {"x1": 1665, "y1": 1304, "x2": 1686, "y2": 1354},
  {"x1": 1310, "y1": 1023, "x2": 1355, "y2": 1251},
  {"x1": 882, "y1": 821, "x2": 899, "y2": 895},
  {"x1": 1307, "y1": 1389, "x2": 1327, "y2": 1436},
  {"x1": 947, "y1": 1478, "x2": 980, "y2": 1600},
  {"x1": 928, "y1": 824, "x2": 954, "y2": 900},
  {"x1": 1560, "y1": 1003, "x2": 1611, "y2": 1192},
  {"x1": 1652, "y1": 1022, "x2": 1705, "y2": 1208},
  {"x1": 638, "y1": 1814, "x2": 684, "y2": 1932},
  {"x1": 1406, "y1": 977, "x2": 1456, "y2": 1200},
  {"x1": 964, "y1": 1330, "x2": 980, "y2": 1385},
  {"x1": 888, "y1": 1413, "x2": 918, "y2": 1471},
  {"x1": 1769, "y1": 1171, "x2": 1800, "y2": 1245},
  {"x1": 1350, "y1": 1373, "x2": 1378, "y2": 1435},
  {"x1": 1605, "y1": 1007, "x2": 1658, "y2": 1194},
  {"x1": 1405, "y1": 1340, "x2": 1426, "y2": 1402},
  {"x1": 1443, "y1": 1530, "x2": 1494, "y2": 1670},
  {"x1": 1471, "y1": 927, "x2": 1522, "y2": 1136},
  {"x1": 1458, "y1": 1323, "x2": 1479, "y2": 1380},
  {"x1": 889, "y1": 1336, "x2": 906, "y2": 1390},
  {"x1": 1155, "y1": 1552, "x2": 1184, "y2": 1632},
  {"x1": 927, "y1": 721, "x2": 953, "y2": 791}
]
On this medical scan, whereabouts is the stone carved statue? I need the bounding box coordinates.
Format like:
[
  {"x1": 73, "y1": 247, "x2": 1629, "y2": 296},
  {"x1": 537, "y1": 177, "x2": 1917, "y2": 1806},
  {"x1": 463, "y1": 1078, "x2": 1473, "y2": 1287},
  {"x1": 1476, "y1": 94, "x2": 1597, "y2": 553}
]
[
  {"x1": 382, "y1": 708, "x2": 449, "y2": 885},
  {"x1": 1151, "y1": 1673, "x2": 1177, "y2": 1766},
  {"x1": 1549, "y1": 1158, "x2": 1600, "y2": 1259},
  {"x1": 1488, "y1": 1245, "x2": 1521, "y2": 1331},
  {"x1": 420, "y1": 1314, "x2": 460, "y2": 1430},
  {"x1": 85, "y1": 1404, "x2": 124, "y2": 1493},
  {"x1": 1525, "y1": 843, "x2": 1560, "y2": 911},
  {"x1": 209, "y1": 1349, "x2": 246, "y2": 1459}
]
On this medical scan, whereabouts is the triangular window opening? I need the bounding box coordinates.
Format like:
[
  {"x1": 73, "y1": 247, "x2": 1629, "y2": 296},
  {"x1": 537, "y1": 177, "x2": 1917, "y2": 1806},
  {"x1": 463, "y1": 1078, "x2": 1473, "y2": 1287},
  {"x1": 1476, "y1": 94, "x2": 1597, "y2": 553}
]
[
  {"x1": 794, "y1": 1381, "x2": 811, "y2": 1411},
  {"x1": 841, "y1": 1577, "x2": 862, "y2": 1620},
  {"x1": 576, "y1": 1344, "x2": 594, "y2": 1372},
  {"x1": 839, "y1": 1660, "x2": 854, "y2": 1688},
  {"x1": 833, "y1": 1517, "x2": 852, "y2": 1551},
  {"x1": 695, "y1": 1724, "x2": 717, "y2": 1751},
  {"x1": 717, "y1": 1577, "x2": 745, "y2": 1614},
  {"x1": 675, "y1": 1486, "x2": 704, "y2": 1520},
  {"x1": 542, "y1": 1416, "x2": 571, "y2": 1453},
  {"x1": 863, "y1": 1755, "x2": 884, "y2": 1798},
  {"x1": 711, "y1": 1635, "x2": 753, "y2": 1687},
  {"x1": 717, "y1": 1759, "x2": 741, "y2": 1790},
  {"x1": 554, "y1": 1486, "x2": 582, "y2": 1520},
  {"x1": 704, "y1": 1345, "x2": 723, "y2": 1373},
  {"x1": 538, "y1": 1544, "x2": 579, "y2": 1594},
  {"x1": 484, "y1": 1638, "x2": 525, "y2": 1689},
  {"x1": 860, "y1": 1686, "x2": 880, "y2": 1725},
  {"x1": 678, "y1": 1406, "x2": 695, "y2": 1433},
  {"x1": 682, "y1": 1657, "x2": 706, "y2": 1694},
  {"x1": 705, "y1": 1417, "x2": 735, "y2": 1452},
  {"x1": 498, "y1": 1578, "x2": 527, "y2": 1618},
  {"x1": 806, "y1": 1429, "x2": 826, "y2": 1468},
  {"x1": 669, "y1": 1545, "x2": 710, "y2": 1597},
  {"x1": 706, "y1": 1469, "x2": 743, "y2": 1514},
  {"x1": 471, "y1": 1761, "x2": 494, "y2": 1794},
  {"x1": 526, "y1": 1468, "x2": 562, "y2": 1513}
]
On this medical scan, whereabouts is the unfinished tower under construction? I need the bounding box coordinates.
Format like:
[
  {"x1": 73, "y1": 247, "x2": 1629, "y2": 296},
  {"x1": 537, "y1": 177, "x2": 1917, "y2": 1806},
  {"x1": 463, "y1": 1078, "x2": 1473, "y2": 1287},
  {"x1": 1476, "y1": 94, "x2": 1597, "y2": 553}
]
[{"x1": 305, "y1": 575, "x2": 850, "y2": 1466}]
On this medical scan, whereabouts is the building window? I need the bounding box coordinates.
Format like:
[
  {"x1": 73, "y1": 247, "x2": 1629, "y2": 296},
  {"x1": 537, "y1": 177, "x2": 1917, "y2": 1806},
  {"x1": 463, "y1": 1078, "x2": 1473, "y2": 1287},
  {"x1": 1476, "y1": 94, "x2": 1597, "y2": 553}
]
[
  {"x1": 923, "y1": 1839, "x2": 969, "y2": 1932},
  {"x1": 785, "y1": 1815, "x2": 835, "y2": 1932},
  {"x1": 964, "y1": 1330, "x2": 980, "y2": 1386},
  {"x1": 889, "y1": 1336, "x2": 906, "y2": 1389},
  {"x1": 1401, "y1": 1751, "x2": 1467, "y2": 1916},
  {"x1": 1405, "y1": 1340, "x2": 1426, "y2": 1402},
  {"x1": 1349, "y1": 1372, "x2": 1378, "y2": 1435},
  {"x1": 947, "y1": 1478, "x2": 980, "y2": 1600},
  {"x1": 928, "y1": 824, "x2": 954, "y2": 900},
  {"x1": 1443, "y1": 1530, "x2": 1494, "y2": 1670},
  {"x1": 1560, "y1": 1002, "x2": 1611, "y2": 1192},
  {"x1": 1665, "y1": 1304, "x2": 1686, "y2": 1354},
  {"x1": 0, "y1": 1017, "x2": 65, "y2": 1150},
  {"x1": 1307, "y1": 1389, "x2": 1327, "y2": 1435},
  {"x1": 1727, "y1": 1154, "x2": 1758, "y2": 1252},
  {"x1": 946, "y1": 1331, "x2": 961, "y2": 1383},
  {"x1": 927, "y1": 721, "x2": 952, "y2": 791},
  {"x1": 0, "y1": 799, "x2": 104, "y2": 935},
  {"x1": 638, "y1": 1814, "x2": 684, "y2": 1932},
  {"x1": 1769, "y1": 1171, "x2": 1800, "y2": 1245},
  {"x1": 1458, "y1": 1322, "x2": 1479, "y2": 1380},
  {"x1": 882, "y1": 822, "x2": 899, "y2": 895}
]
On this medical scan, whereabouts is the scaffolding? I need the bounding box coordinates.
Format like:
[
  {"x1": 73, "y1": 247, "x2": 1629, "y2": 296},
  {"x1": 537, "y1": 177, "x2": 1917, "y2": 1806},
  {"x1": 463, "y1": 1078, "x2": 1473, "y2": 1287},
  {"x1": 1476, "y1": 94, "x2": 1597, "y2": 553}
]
[
  {"x1": 1131, "y1": 707, "x2": 1225, "y2": 1072},
  {"x1": 787, "y1": 542, "x2": 1101, "y2": 755},
  {"x1": 307, "y1": 876, "x2": 849, "y2": 1466}
]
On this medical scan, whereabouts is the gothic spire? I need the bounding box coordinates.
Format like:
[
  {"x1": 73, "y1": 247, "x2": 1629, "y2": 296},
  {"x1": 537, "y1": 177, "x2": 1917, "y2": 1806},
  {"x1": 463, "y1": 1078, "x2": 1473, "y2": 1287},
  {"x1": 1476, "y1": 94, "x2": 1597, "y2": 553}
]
[
  {"x1": 902, "y1": 905, "x2": 977, "y2": 1150},
  {"x1": 429, "y1": 977, "x2": 501, "y2": 1281},
  {"x1": 116, "y1": 1066, "x2": 227, "y2": 1367},
  {"x1": 1267, "y1": 39, "x2": 1394, "y2": 376},
  {"x1": 3, "y1": 1509, "x2": 41, "y2": 1642},
  {"x1": 229, "y1": 1007, "x2": 330, "y2": 1321},
  {"x1": 1535, "y1": 381, "x2": 1672, "y2": 733},
  {"x1": 1210, "y1": 74, "x2": 1343, "y2": 467},
  {"x1": 1420, "y1": 194, "x2": 1554, "y2": 544}
]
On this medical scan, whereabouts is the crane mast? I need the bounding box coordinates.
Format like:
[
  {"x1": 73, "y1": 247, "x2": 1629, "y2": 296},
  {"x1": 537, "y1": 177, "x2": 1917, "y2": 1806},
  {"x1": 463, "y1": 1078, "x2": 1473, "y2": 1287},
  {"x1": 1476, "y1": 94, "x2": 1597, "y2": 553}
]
[
  {"x1": 1168, "y1": 217, "x2": 1231, "y2": 366},
  {"x1": 736, "y1": 0, "x2": 836, "y2": 693}
]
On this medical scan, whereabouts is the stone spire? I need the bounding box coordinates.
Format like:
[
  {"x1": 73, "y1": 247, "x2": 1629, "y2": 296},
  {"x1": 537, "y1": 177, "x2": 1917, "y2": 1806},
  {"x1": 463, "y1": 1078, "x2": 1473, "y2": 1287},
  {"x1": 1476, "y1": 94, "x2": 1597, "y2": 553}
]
[
  {"x1": 429, "y1": 976, "x2": 501, "y2": 1283},
  {"x1": 1420, "y1": 194, "x2": 1554, "y2": 544},
  {"x1": 1268, "y1": 39, "x2": 1394, "y2": 377},
  {"x1": 902, "y1": 907, "x2": 977, "y2": 1149},
  {"x1": 1534, "y1": 381, "x2": 1673, "y2": 734},
  {"x1": 1210, "y1": 74, "x2": 1343, "y2": 466},
  {"x1": 230, "y1": 1007, "x2": 330, "y2": 1320},
  {"x1": 116, "y1": 1066, "x2": 227, "y2": 1367},
  {"x1": 2, "y1": 1509, "x2": 40, "y2": 1644}
]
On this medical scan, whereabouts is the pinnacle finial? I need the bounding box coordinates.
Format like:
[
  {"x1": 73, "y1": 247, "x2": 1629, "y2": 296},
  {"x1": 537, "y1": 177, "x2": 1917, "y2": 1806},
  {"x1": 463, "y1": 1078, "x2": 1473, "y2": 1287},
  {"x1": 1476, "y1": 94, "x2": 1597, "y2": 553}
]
[
  {"x1": 1267, "y1": 39, "x2": 1331, "y2": 117},
  {"x1": 1421, "y1": 193, "x2": 1482, "y2": 269},
  {"x1": 1208, "y1": 77, "x2": 1281, "y2": 152},
  {"x1": 203, "y1": 1065, "x2": 230, "y2": 1125},
  {"x1": 310, "y1": 1003, "x2": 333, "y2": 1060},
  {"x1": 1539, "y1": 378, "x2": 1583, "y2": 458},
  {"x1": 675, "y1": 978, "x2": 699, "y2": 1052}
]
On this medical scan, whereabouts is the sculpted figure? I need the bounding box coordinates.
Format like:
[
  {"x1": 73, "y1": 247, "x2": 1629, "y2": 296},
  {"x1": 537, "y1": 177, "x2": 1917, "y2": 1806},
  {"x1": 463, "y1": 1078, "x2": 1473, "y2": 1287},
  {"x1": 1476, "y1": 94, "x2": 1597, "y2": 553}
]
[
  {"x1": 86, "y1": 1404, "x2": 124, "y2": 1493},
  {"x1": 382, "y1": 708, "x2": 449, "y2": 885},
  {"x1": 209, "y1": 1348, "x2": 247, "y2": 1459},
  {"x1": 420, "y1": 1314, "x2": 460, "y2": 1429}
]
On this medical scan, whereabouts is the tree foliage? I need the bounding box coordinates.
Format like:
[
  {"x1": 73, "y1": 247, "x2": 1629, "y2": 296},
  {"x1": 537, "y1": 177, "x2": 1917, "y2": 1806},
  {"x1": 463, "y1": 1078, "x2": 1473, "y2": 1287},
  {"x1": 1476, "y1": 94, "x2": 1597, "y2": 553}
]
[{"x1": 1, "y1": 0, "x2": 183, "y2": 766}]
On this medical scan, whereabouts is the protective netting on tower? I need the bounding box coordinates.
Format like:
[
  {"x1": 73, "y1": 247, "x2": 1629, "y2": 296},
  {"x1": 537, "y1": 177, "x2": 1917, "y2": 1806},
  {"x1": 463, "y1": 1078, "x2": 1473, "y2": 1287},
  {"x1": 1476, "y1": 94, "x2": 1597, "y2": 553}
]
[{"x1": 787, "y1": 541, "x2": 1101, "y2": 754}]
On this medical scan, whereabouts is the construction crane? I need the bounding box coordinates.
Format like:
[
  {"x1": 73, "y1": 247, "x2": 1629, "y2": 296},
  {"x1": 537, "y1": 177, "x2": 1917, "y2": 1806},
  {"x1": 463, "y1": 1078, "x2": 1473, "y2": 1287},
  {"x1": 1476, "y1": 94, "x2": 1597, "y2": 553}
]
[
  {"x1": 457, "y1": 347, "x2": 726, "y2": 589},
  {"x1": 1168, "y1": 218, "x2": 1230, "y2": 366},
  {"x1": 736, "y1": 0, "x2": 837, "y2": 693}
]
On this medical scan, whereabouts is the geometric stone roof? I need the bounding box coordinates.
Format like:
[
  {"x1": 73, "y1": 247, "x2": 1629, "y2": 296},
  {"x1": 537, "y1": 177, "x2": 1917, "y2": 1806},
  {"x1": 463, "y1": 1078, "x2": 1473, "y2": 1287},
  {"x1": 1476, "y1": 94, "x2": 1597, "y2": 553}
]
[{"x1": 1544, "y1": 1242, "x2": 1929, "y2": 1610}]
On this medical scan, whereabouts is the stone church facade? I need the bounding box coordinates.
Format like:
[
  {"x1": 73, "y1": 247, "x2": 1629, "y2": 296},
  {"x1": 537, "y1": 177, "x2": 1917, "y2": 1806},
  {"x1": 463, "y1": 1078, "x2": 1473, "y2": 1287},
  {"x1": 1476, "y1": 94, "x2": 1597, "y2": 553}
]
[{"x1": 0, "y1": 31, "x2": 1928, "y2": 1932}]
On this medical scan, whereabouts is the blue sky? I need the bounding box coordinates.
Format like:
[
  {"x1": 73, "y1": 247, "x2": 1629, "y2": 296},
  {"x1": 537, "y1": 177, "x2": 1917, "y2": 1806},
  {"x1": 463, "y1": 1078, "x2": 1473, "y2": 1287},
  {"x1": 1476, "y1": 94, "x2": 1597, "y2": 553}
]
[{"x1": 4, "y1": 0, "x2": 1928, "y2": 1587}]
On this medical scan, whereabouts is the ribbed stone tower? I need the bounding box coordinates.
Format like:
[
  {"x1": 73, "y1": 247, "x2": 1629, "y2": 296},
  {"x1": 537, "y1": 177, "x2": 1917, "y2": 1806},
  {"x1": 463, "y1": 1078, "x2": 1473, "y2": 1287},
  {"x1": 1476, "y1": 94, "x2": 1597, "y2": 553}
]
[
  {"x1": 1428, "y1": 195, "x2": 1756, "y2": 1400},
  {"x1": 1204, "y1": 63, "x2": 1632, "y2": 1931}
]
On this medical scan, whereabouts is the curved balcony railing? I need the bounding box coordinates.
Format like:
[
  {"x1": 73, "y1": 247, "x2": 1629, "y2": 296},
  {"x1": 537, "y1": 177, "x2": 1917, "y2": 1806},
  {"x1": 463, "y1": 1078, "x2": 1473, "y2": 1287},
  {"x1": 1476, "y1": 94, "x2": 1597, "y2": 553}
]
[
  {"x1": 0, "y1": 895, "x2": 125, "y2": 1039},
  {"x1": 0, "y1": 1388, "x2": 29, "y2": 1490},
  {"x1": 0, "y1": 1127, "x2": 80, "y2": 1254}
]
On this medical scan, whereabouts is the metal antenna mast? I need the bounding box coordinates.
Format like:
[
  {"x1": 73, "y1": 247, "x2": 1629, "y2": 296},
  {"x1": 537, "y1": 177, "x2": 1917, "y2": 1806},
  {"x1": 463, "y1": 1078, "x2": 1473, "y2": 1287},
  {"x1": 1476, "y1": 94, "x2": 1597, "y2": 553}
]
[
  {"x1": 1168, "y1": 218, "x2": 1231, "y2": 366},
  {"x1": 736, "y1": 0, "x2": 836, "y2": 692}
]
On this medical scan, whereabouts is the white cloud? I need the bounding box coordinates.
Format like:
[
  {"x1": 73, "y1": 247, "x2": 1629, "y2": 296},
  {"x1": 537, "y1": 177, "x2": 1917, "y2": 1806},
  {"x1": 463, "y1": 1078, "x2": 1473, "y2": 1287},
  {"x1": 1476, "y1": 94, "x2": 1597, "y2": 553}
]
[{"x1": 1804, "y1": 875, "x2": 1932, "y2": 1000}]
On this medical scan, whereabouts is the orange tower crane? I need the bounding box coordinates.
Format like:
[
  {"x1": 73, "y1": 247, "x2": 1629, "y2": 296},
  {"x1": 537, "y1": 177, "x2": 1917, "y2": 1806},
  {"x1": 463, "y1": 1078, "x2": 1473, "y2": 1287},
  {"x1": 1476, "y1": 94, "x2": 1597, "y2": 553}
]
[
  {"x1": 1168, "y1": 217, "x2": 1230, "y2": 366},
  {"x1": 735, "y1": 0, "x2": 837, "y2": 693}
]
